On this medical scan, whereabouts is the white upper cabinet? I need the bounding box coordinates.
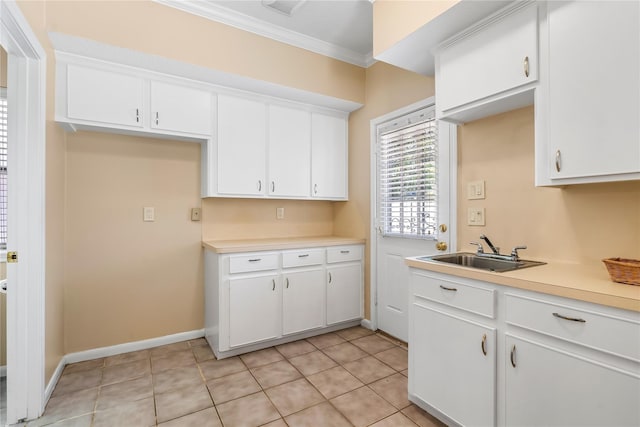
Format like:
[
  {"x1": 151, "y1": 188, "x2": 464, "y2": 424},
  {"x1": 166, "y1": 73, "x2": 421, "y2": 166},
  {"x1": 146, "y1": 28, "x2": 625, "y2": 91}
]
[
  {"x1": 535, "y1": 1, "x2": 640, "y2": 185},
  {"x1": 150, "y1": 81, "x2": 212, "y2": 136},
  {"x1": 216, "y1": 94, "x2": 267, "y2": 196},
  {"x1": 435, "y1": 2, "x2": 539, "y2": 123},
  {"x1": 67, "y1": 65, "x2": 144, "y2": 129},
  {"x1": 311, "y1": 113, "x2": 348, "y2": 200},
  {"x1": 268, "y1": 105, "x2": 311, "y2": 198}
]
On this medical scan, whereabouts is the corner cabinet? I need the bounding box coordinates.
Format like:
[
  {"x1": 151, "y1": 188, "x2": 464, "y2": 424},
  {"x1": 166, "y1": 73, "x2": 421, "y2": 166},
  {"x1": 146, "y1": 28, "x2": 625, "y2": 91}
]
[
  {"x1": 434, "y1": 1, "x2": 539, "y2": 123},
  {"x1": 408, "y1": 268, "x2": 640, "y2": 427},
  {"x1": 205, "y1": 244, "x2": 364, "y2": 359},
  {"x1": 535, "y1": 0, "x2": 640, "y2": 185}
]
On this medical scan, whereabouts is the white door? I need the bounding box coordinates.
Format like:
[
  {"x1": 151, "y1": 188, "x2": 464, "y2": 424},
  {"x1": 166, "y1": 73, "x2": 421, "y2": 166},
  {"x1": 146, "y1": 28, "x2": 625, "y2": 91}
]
[{"x1": 373, "y1": 100, "x2": 455, "y2": 342}]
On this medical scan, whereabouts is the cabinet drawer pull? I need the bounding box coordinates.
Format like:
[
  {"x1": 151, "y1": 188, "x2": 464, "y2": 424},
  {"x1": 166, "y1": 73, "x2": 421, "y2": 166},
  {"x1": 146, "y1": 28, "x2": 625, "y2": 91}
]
[
  {"x1": 248, "y1": 258, "x2": 261, "y2": 262},
  {"x1": 439, "y1": 285, "x2": 458, "y2": 292},
  {"x1": 555, "y1": 150, "x2": 562, "y2": 172},
  {"x1": 328, "y1": 272, "x2": 332, "y2": 284},
  {"x1": 481, "y1": 334, "x2": 487, "y2": 356},
  {"x1": 524, "y1": 56, "x2": 530, "y2": 77},
  {"x1": 298, "y1": 254, "x2": 309, "y2": 258},
  {"x1": 340, "y1": 250, "x2": 350, "y2": 254},
  {"x1": 510, "y1": 345, "x2": 517, "y2": 368},
  {"x1": 272, "y1": 279, "x2": 275, "y2": 291},
  {"x1": 285, "y1": 278, "x2": 289, "y2": 289},
  {"x1": 553, "y1": 312, "x2": 586, "y2": 323}
]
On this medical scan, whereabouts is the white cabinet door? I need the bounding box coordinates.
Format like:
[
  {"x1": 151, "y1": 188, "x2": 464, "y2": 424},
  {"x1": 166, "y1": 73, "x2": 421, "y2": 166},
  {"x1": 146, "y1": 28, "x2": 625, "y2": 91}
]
[
  {"x1": 67, "y1": 65, "x2": 144, "y2": 128},
  {"x1": 229, "y1": 274, "x2": 280, "y2": 348},
  {"x1": 217, "y1": 95, "x2": 267, "y2": 196},
  {"x1": 542, "y1": 1, "x2": 640, "y2": 183},
  {"x1": 505, "y1": 334, "x2": 640, "y2": 427},
  {"x1": 268, "y1": 105, "x2": 311, "y2": 198},
  {"x1": 311, "y1": 113, "x2": 348, "y2": 200},
  {"x1": 436, "y1": 2, "x2": 538, "y2": 121},
  {"x1": 326, "y1": 263, "x2": 362, "y2": 325},
  {"x1": 282, "y1": 269, "x2": 325, "y2": 335},
  {"x1": 411, "y1": 304, "x2": 496, "y2": 426},
  {"x1": 150, "y1": 81, "x2": 212, "y2": 135}
]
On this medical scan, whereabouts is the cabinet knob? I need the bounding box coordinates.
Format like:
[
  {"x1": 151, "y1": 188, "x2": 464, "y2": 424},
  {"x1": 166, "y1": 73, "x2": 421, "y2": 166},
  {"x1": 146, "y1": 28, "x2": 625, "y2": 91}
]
[
  {"x1": 481, "y1": 334, "x2": 487, "y2": 356},
  {"x1": 524, "y1": 56, "x2": 530, "y2": 78},
  {"x1": 555, "y1": 150, "x2": 562, "y2": 172}
]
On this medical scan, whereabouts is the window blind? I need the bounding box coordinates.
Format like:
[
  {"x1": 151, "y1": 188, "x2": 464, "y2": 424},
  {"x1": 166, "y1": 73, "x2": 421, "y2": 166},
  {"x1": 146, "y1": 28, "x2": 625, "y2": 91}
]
[
  {"x1": 378, "y1": 107, "x2": 438, "y2": 239},
  {"x1": 0, "y1": 91, "x2": 7, "y2": 248}
]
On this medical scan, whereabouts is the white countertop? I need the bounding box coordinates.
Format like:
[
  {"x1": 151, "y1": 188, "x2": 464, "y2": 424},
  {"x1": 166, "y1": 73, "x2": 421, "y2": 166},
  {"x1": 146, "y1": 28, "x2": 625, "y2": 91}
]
[{"x1": 202, "y1": 236, "x2": 365, "y2": 254}]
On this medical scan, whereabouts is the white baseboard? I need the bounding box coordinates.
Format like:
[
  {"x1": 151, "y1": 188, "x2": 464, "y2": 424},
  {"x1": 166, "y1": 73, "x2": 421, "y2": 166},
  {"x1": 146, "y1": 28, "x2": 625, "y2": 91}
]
[
  {"x1": 44, "y1": 329, "x2": 205, "y2": 405},
  {"x1": 64, "y1": 329, "x2": 204, "y2": 364},
  {"x1": 0, "y1": 365, "x2": 5, "y2": 377},
  {"x1": 360, "y1": 318, "x2": 374, "y2": 331}
]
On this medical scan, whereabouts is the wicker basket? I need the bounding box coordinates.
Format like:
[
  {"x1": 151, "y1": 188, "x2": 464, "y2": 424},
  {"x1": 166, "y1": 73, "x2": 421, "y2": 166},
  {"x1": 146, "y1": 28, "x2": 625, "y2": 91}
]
[{"x1": 602, "y1": 258, "x2": 640, "y2": 286}]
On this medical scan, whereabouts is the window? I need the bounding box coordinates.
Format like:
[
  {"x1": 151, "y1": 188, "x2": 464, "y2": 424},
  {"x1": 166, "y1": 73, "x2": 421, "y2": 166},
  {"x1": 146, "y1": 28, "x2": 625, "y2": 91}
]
[
  {"x1": 378, "y1": 107, "x2": 438, "y2": 239},
  {"x1": 0, "y1": 89, "x2": 6, "y2": 248}
]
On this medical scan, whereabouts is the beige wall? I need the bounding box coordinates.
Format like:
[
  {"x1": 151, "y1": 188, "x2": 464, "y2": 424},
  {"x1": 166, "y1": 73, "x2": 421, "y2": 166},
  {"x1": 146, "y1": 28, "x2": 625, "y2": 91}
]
[
  {"x1": 202, "y1": 199, "x2": 334, "y2": 241},
  {"x1": 65, "y1": 132, "x2": 203, "y2": 352},
  {"x1": 335, "y1": 61, "x2": 436, "y2": 319},
  {"x1": 457, "y1": 106, "x2": 640, "y2": 264},
  {"x1": 373, "y1": 0, "x2": 459, "y2": 57}
]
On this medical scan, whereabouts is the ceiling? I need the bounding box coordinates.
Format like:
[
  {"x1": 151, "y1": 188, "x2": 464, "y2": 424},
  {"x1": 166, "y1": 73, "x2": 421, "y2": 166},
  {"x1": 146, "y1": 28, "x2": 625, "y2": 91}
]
[{"x1": 155, "y1": 0, "x2": 374, "y2": 67}]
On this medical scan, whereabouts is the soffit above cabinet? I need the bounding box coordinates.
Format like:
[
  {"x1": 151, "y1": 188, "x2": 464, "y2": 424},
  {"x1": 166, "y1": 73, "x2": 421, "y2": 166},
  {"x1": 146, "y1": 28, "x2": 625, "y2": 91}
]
[
  {"x1": 375, "y1": 0, "x2": 509, "y2": 76},
  {"x1": 49, "y1": 32, "x2": 363, "y2": 113}
]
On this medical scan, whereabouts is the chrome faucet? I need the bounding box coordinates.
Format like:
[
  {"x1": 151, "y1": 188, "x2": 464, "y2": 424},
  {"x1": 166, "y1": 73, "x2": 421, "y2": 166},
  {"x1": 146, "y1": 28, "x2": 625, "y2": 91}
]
[{"x1": 470, "y1": 236, "x2": 528, "y2": 261}]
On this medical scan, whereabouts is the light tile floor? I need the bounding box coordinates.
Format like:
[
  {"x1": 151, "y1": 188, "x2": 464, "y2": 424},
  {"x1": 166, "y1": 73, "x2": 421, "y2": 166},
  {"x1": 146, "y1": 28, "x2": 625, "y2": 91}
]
[{"x1": 24, "y1": 327, "x2": 445, "y2": 427}]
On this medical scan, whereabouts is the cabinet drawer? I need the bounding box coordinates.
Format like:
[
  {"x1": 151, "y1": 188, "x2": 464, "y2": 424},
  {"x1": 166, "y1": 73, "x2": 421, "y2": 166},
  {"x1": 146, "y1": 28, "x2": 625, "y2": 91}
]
[
  {"x1": 412, "y1": 273, "x2": 495, "y2": 318},
  {"x1": 505, "y1": 294, "x2": 640, "y2": 362},
  {"x1": 229, "y1": 253, "x2": 279, "y2": 274},
  {"x1": 282, "y1": 249, "x2": 324, "y2": 268},
  {"x1": 327, "y1": 245, "x2": 362, "y2": 263}
]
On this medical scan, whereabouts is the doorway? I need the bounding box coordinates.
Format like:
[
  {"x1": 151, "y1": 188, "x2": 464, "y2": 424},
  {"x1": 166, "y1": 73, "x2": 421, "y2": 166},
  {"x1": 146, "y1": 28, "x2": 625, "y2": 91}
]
[
  {"x1": 370, "y1": 98, "x2": 456, "y2": 342},
  {"x1": 1, "y1": 0, "x2": 47, "y2": 424}
]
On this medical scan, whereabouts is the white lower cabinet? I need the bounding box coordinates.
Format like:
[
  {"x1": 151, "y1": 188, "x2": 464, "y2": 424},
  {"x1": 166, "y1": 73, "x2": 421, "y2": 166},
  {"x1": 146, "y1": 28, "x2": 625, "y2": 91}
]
[
  {"x1": 408, "y1": 269, "x2": 640, "y2": 427},
  {"x1": 326, "y1": 264, "x2": 363, "y2": 325},
  {"x1": 505, "y1": 334, "x2": 640, "y2": 427},
  {"x1": 282, "y1": 269, "x2": 325, "y2": 335},
  {"x1": 205, "y1": 244, "x2": 363, "y2": 358},
  {"x1": 229, "y1": 275, "x2": 280, "y2": 348}
]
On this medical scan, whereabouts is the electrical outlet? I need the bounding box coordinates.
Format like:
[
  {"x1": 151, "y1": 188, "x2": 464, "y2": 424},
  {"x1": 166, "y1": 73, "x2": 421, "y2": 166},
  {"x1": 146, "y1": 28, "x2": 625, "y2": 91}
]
[
  {"x1": 467, "y1": 207, "x2": 485, "y2": 226},
  {"x1": 143, "y1": 207, "x2": 155, "y2": 222},
  {"x1": 191, "y1": 208, "x2": 201, "y2": 221},
  {"x1": 276, "y1": 207, "x2": 285, "y2": 220}
]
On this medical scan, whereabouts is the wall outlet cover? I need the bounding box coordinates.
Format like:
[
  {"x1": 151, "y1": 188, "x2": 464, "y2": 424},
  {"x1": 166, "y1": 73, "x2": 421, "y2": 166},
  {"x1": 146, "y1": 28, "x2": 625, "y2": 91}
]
[
  {"x1": 467, "y1": 180, "x2": 486, "y2": 200},
  {"x1": 143, "y1": 207, "x2": 155, "y2": 222},
  {"x1": 191, "y1": 208, "x2": 201, "y2": 221},
  {"x1": 467, "y1": 207, "x2": 485, "y2": 226},
  {"x1": 276, "y1": 207, "x2": 285, "y2": 220}
]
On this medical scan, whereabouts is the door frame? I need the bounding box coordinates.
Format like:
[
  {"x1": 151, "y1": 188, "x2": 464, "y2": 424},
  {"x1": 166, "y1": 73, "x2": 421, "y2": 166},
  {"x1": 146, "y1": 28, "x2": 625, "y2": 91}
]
[
  {"x1": 1, "y1": 0, "x2": 46, "y2": 423},
  {"x1": 368, "y1": 97, "x2": 457, "y2": 332}
]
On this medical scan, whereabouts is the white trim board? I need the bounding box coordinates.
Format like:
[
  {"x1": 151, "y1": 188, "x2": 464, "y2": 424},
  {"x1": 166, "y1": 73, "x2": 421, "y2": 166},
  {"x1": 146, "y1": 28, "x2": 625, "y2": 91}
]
[
  {"x1": 45, "y1": 329, "x2": 205, "y2": 403},
  {"x1": 48, "y1": 32, "x2": 363, "y2": 114},
  {"x1": 153, "y1": 0, "x2": 375, "y2": 68}
]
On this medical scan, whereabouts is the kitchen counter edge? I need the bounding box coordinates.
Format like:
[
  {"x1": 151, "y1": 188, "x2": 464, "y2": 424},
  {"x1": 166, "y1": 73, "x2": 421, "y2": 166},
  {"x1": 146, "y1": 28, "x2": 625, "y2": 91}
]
[
  {"x1": 406, "y1": 257, "x2": 640, "y2": 312},
  {"x1": 202, "y1": 236, "x2": 366, "y2": 254}
]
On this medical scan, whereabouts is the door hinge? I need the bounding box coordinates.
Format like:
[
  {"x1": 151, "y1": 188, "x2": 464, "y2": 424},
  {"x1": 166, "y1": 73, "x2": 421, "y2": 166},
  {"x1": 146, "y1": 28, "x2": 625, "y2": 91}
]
[{"x1": 7, "y1": 251, "x2": 18, "y2": 263}]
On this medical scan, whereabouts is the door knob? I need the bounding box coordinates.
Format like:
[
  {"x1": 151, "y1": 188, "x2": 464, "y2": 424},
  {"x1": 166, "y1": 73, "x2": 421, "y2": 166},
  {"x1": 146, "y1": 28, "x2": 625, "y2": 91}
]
[{"x1": 435, "y1": 241, "x2": 448, "y2": 251}]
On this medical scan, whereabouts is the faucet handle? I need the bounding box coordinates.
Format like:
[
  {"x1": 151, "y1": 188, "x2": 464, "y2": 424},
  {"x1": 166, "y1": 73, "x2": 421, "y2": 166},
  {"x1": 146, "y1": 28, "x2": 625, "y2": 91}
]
[
  {"x1": 511, "y1": 245, "x2": 527, "y2": 260},
  {"x1": 470, "y1": 242, "x2": 484, "y2": 254}
]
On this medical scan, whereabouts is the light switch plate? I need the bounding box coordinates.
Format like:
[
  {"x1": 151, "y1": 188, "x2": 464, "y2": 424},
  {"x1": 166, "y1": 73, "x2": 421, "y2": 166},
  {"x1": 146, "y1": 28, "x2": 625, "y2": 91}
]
[
  {"x1": 468, "y1": 207, "x2": 485, "y2": 226},
  {"x1": 143, "y1": 207, "x2": 155, "y2": 222},
  {"x1": 191, "y1": 208, "x2": 201, "y2": 221},
  {"x1": 467, "y1": 180, "x2": 486, "y2": 200}
]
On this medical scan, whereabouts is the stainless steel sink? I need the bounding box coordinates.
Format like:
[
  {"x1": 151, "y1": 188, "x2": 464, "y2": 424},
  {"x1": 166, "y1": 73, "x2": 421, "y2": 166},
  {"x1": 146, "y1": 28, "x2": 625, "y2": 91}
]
[{"x1": 418, "y1": 252, "x2": 546, "y2": 273}]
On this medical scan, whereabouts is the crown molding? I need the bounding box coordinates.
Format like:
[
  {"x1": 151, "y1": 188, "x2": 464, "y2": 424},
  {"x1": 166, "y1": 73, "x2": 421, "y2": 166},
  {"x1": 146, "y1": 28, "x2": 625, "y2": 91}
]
[{"x1": 153, "y1": 0, "x2": 373, "y2": 68}]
